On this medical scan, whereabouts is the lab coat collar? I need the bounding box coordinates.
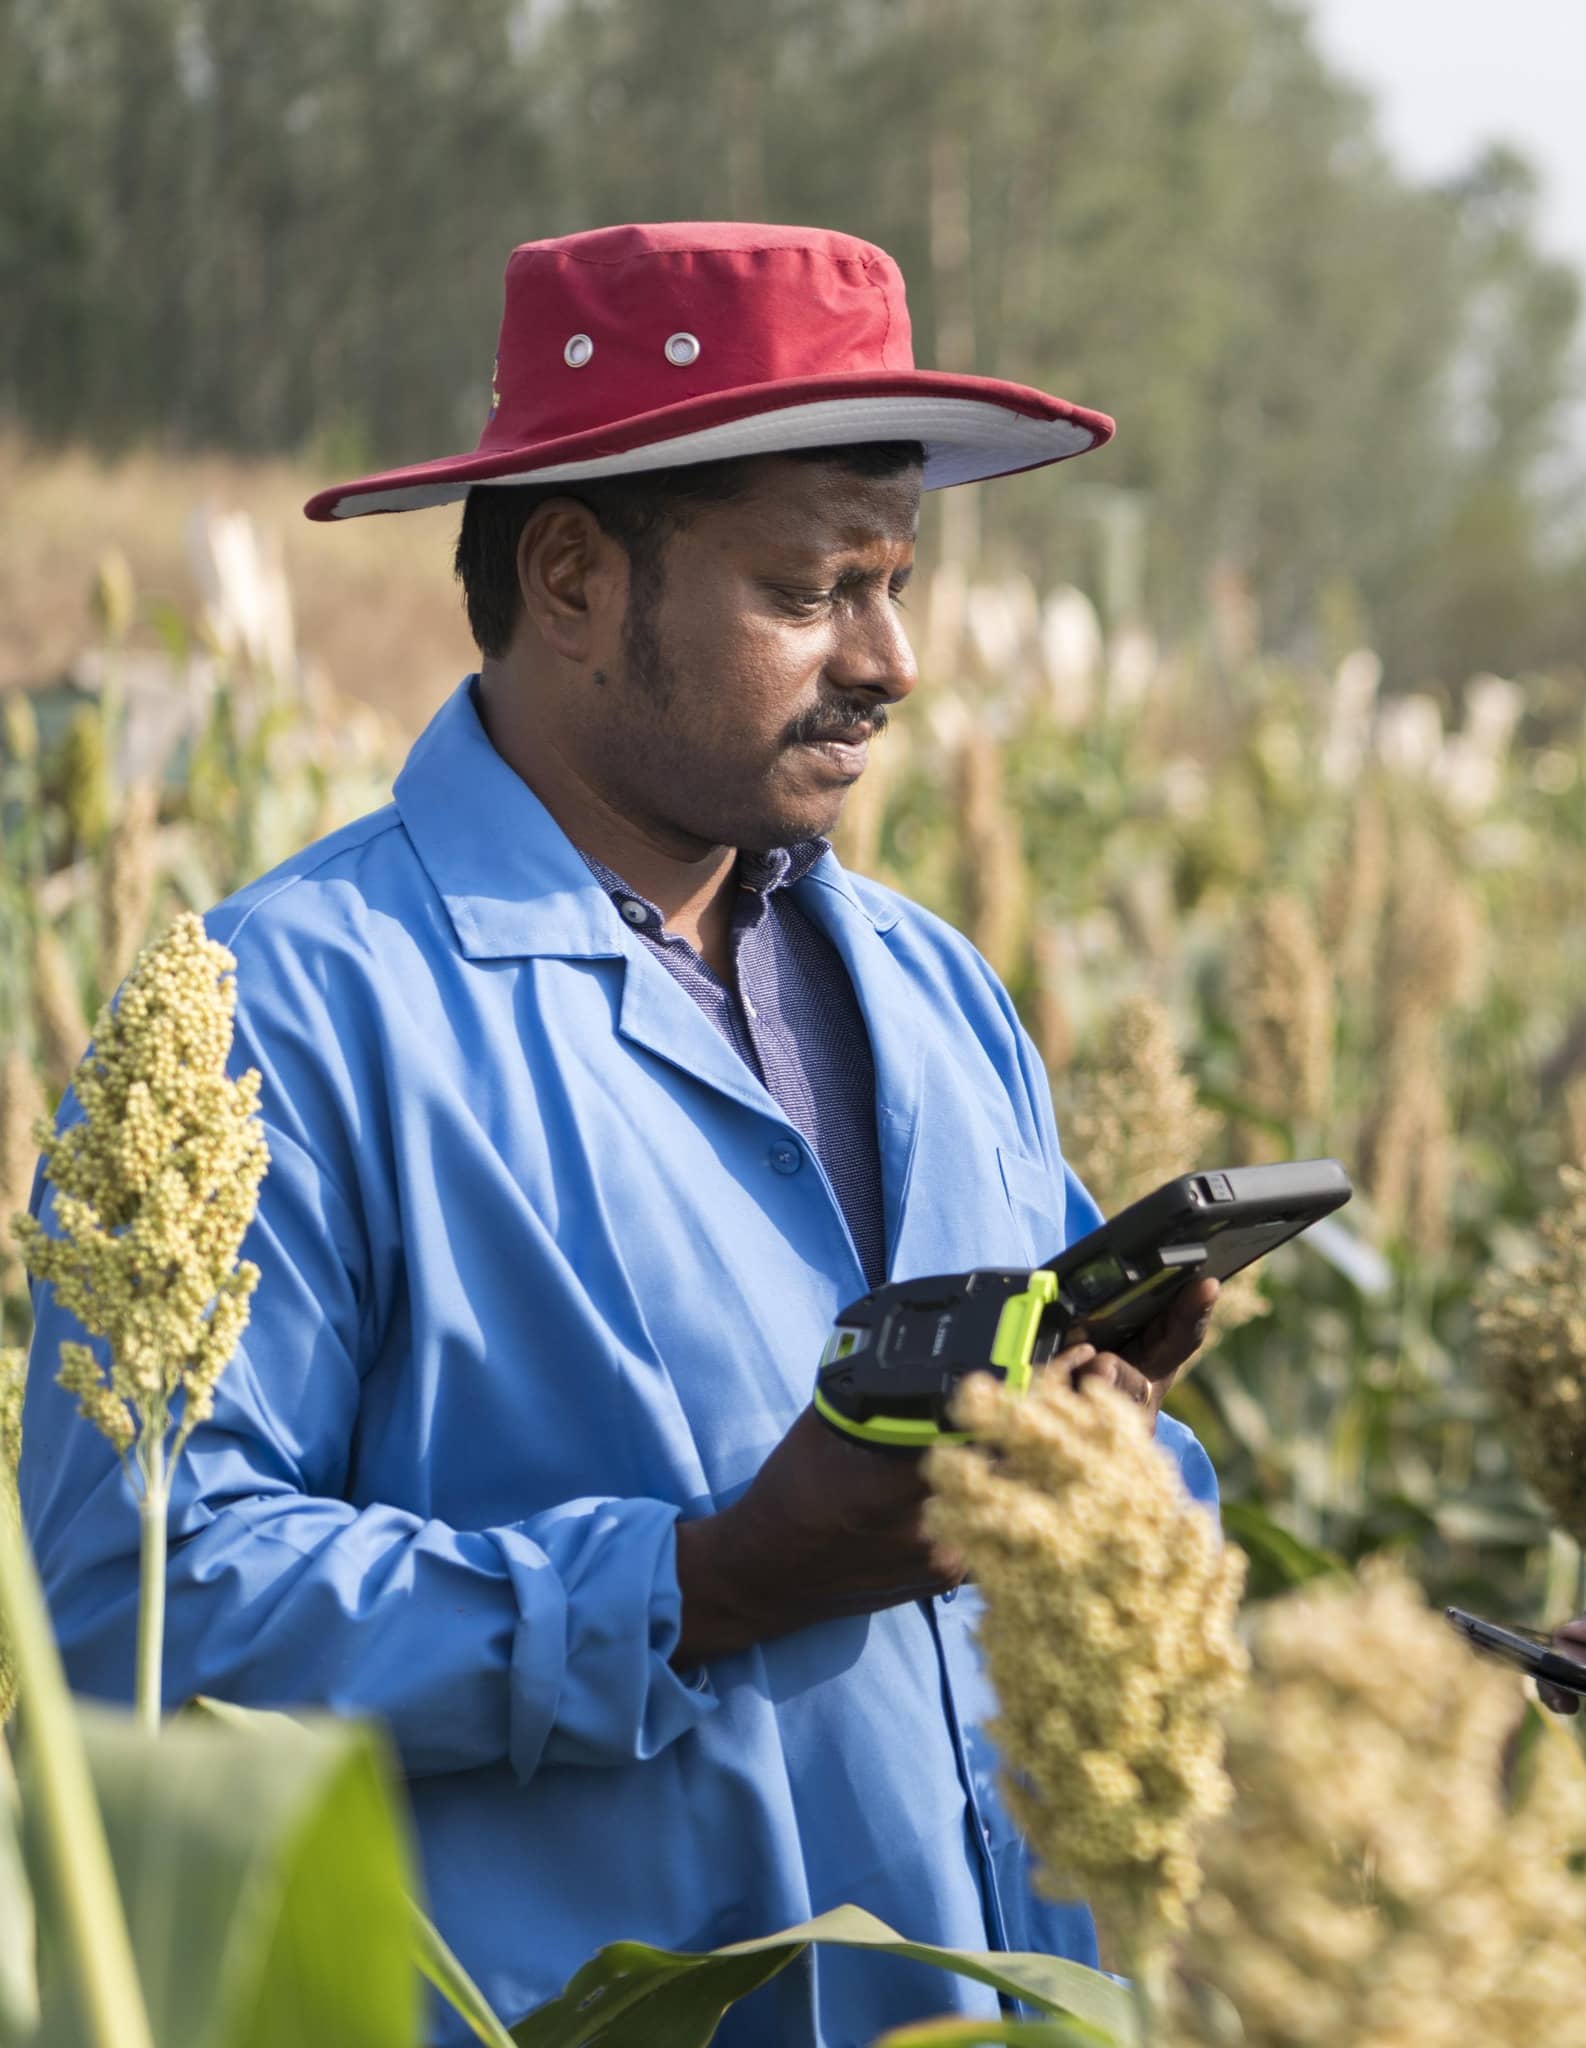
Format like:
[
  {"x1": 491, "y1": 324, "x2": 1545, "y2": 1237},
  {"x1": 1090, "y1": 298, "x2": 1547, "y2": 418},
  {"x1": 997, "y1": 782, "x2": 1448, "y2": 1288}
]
[{"x1": 394, "y1": 676, "x2": 897, "y2": 961}]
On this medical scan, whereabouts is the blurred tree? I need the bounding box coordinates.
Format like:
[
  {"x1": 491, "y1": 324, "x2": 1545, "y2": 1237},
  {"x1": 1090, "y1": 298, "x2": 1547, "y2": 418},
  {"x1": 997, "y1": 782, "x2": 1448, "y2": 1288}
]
[
  {"x1": 0, "y1": 0, "x2": 99, "y2": 436},
  {"x1": 1, "y1": 0, "x2": 1581, "y2": 682},
  {"x1": 534, "y1": 0, "x2": 1520, "y2": 653},
  {"x1": 1381, "y1": 146, "x2": 1583, "y2": 687}
]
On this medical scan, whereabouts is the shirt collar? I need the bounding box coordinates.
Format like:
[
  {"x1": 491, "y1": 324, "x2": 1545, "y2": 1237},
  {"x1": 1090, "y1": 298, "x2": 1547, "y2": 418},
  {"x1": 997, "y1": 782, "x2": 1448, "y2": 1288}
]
[
  {"x1": 739, "y1": 840, "x2": 831, "y2": 892},
  {"x1": 579, "y1": 838, "x2": 829, "y2": 937},
  {"x1": 394, "y1": 677, "x2": 891, "y2": 961}
]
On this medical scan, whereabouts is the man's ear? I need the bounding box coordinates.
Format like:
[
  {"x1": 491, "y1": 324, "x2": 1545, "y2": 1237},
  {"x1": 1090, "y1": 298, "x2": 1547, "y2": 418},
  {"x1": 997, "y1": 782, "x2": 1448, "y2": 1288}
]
[{"x1": 514, "y1": 499, "x2": 627, "y2": 664}]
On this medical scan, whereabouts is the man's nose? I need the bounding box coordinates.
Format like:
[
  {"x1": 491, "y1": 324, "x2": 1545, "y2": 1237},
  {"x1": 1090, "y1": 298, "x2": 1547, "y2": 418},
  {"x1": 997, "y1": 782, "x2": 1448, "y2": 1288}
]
[{"x1": 826, "y1": 592, "x2": 919, "y2": 706}]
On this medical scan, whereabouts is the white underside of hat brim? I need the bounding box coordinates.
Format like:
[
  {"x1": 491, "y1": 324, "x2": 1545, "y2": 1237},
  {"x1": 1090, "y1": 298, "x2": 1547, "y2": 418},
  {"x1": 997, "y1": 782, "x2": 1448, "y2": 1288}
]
[{"x1": 328, "y1": 395, "x2": 1098, "y2": 516}]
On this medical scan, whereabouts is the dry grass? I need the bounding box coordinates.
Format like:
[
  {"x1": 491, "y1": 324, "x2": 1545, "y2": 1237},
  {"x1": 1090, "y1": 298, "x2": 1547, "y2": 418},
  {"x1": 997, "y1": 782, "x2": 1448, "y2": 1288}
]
[{"x1": 0, "y1": 435, "x2": 471, "y2": 735}]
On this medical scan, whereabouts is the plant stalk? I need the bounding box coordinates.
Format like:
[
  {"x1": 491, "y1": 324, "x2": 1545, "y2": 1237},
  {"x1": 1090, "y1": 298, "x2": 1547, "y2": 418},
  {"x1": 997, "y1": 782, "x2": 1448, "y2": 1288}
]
[
  {"x1": 134, "y1": 1447, "x2": 167, "y2": 1737},
  {"x1": 1544, "y1": 1529, "x2": 1584, "y2": 1623},
  {"x1": 0, "y1": 1514, "x2": 155, "y2": 2048},
  {"x1": 1126, "y1": 1944, "x2": 1157, "y2": 2048}
]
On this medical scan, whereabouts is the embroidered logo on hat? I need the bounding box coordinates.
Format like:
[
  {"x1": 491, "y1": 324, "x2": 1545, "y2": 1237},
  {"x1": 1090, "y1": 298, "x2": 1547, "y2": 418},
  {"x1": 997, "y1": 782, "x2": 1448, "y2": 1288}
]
[{"x1": 305, "y1": 221, "x2": 1114, "y2": 521}]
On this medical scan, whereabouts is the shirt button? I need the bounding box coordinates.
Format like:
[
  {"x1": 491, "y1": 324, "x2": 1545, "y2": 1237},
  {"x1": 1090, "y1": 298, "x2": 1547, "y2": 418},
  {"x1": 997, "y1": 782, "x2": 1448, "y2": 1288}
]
[
  {"x1": 940, "y1": 1585, "x2": 958, "y2": 1604},
  {"x1": 769, "y1": 1142, "x2": 802, "y2": 1175},
  {"x1": 619, "y1": 899, "x2": 648, "y2": 927}
]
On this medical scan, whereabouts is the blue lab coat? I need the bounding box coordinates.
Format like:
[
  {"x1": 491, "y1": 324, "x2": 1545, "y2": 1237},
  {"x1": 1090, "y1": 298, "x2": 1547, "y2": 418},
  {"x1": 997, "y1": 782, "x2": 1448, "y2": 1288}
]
[{"x1": 21, "y1": 677, "x2": 1216, "y2": 2045}]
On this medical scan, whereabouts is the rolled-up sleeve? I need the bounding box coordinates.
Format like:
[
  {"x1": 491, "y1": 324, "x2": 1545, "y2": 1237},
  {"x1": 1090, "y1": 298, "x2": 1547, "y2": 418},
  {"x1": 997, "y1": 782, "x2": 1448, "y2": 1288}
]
[
  {"x1": 18, "y1": 925, "x2": 716, "y2": 1780},
  {"x1": 498, "y1": 1495, "x2": 712, "y2": 1774},
  {"x1": 22, "y1": 1237, "x2": 716, "y2": 1781}
]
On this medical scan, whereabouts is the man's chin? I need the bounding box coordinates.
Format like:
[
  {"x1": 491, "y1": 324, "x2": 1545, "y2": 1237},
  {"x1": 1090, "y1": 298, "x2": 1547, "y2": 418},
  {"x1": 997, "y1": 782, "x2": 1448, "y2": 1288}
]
[
  {"x1": 735, "y1": 796, "x2": 849, "y2": 854},
  {"x1": 745, "y1": 753, "x2": 864, "y2": 848},
  {"x1": 702, "y1": 750, "x2": 862, "y2": 853}
]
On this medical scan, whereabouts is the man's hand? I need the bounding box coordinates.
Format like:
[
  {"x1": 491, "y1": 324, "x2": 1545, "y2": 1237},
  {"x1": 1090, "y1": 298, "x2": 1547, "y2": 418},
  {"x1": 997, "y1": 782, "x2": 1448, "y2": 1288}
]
[
  {"x1": 1068, "y1": 1275, "x2": 1220, "y2": 1422},
  {"x1": 672, "y1": 1280, "x2": 1222, "y2": 1670},
  {"x1": 672, "y1": 1286, "x2": 1229, "y2": 1671},
  {"x1": 1536, "y1": 1617, "x2": 1586, "y2": 1714},
  {"x1": 674, "y1": 1337, "x2": 1100, "y2": 1667}
]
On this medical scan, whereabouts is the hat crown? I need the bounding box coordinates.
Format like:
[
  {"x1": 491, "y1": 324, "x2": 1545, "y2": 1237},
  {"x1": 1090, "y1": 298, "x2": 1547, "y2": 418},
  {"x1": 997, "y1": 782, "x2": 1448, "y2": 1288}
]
[
  {"x1": 303, "y1": 218, "x2": 1110, "y2": 520},
  {"x1": 478, "y1": 221, "x2": 915, "y2": 454}
]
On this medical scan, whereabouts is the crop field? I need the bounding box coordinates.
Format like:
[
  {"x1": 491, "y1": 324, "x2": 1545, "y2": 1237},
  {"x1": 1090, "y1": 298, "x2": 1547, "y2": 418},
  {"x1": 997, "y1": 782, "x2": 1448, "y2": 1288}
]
[{"x1": 4, "y1": 469, "x2": 1586, "y2": 2043}]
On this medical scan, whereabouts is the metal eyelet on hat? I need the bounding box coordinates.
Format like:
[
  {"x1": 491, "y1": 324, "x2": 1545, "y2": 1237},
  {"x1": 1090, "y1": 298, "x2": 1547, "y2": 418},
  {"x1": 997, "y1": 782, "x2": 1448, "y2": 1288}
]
[
  {"x1": 664, "y1": 332, "x2": 701, "y2": 367},
  {"x1": 563, "y1": 333, "x2": 594, "y2": 369}
]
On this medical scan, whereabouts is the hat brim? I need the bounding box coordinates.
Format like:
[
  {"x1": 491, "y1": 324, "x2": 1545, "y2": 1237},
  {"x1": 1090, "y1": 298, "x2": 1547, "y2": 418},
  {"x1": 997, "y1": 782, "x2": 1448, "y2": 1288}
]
[{"x1": 302, "y1": 371, "x2": 1113, "y2": 519}]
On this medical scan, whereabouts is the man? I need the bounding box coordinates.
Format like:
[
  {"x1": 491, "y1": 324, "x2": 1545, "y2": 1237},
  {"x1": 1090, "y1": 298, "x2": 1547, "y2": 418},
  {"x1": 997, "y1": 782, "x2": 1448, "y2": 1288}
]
[{"x1": 22, "y1": 222, "x2": 1219, "y2": 2044}]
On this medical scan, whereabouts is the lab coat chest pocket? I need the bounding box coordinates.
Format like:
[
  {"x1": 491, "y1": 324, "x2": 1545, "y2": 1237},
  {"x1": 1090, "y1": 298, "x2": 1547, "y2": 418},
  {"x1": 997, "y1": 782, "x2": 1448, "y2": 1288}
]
[{"x1": 996, "y1": 1145, "x2": 1065, "y2": 1267}]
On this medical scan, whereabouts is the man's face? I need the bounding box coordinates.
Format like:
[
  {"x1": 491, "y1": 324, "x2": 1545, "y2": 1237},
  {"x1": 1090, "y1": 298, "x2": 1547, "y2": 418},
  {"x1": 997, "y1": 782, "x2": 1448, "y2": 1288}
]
[{"x1": 582, "y1": 453, "x2": 922, "y2": 855}]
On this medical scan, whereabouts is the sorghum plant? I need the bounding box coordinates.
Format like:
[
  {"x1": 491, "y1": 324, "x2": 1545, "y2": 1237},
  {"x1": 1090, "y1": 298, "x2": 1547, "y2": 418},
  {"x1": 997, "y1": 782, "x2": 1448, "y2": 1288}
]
[
  {"x1": 1474, "y1": 1165, "x2": 1586, "y2": 1545},
  {"x1": 11, "y1": 913, "x2": 267, "y2": 1731},
  {"x1": 1178, "y1": 1565, "x2": 1586, "y2": 2048},
  {"x1": 924, "y1": 1370, "x2": 1247, "y2": 2021}
]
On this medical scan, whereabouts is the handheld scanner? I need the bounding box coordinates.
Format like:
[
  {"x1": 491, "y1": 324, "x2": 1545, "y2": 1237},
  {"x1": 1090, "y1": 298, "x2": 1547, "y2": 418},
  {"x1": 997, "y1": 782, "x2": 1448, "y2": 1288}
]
[{"x1": 812, "y1": 1267, "x2": 1065, "y2": 1450}]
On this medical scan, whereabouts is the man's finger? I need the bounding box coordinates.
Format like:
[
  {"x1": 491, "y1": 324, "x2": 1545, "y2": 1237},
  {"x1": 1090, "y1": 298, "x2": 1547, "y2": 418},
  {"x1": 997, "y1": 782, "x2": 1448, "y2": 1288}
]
[
  {"x1": 1188, "y1": 1273, "x2": 1220, "y2": 1334},
  {"x1": 1117, "y1": 1276, "x2": 1220, "y2": 1374},
  {"x1": 1073, "y1": 1353, "x2": 1153, "y2": 1407},
  {"x1": 1167, "y1": 1275, "x2": 1220, "y2": 1348}
]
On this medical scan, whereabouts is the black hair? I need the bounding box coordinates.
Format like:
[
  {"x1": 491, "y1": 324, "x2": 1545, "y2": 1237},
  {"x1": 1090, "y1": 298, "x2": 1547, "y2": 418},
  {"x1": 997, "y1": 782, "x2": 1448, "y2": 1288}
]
[{"x1": 453, "y1": 440, "x2": 924, "y2": 659}]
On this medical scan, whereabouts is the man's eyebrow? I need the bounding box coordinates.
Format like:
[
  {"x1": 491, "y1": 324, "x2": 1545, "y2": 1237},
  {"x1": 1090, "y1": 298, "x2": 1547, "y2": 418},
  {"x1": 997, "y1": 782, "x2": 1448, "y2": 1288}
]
[
  {"x1": 763, "y1": 545, "x2": 916, "y2": 581},
  {"x1": 830, "y1": 561, "x2": 914, "y2": 591},
  {"x1": 839, "y1": 555, "x2": 913, "y2": 579}
]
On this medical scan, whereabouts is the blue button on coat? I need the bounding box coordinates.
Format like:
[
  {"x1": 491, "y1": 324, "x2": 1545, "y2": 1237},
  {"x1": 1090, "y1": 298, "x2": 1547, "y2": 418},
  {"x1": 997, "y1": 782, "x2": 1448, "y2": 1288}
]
[{"x1": 20, "y1": 678, "x2": 1217, "y2": 2047}]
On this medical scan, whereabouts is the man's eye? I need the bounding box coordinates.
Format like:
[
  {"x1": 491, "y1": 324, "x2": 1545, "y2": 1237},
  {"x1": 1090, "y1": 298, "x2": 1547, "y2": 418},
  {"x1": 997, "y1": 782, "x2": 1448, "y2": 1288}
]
[{"x1": 773, "y1": 580, "x2": 910, "y2": 613}]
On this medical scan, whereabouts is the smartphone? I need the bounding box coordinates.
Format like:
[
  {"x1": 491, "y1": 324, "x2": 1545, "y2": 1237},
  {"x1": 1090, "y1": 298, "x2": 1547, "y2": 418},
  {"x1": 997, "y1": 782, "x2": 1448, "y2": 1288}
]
[
  {"x1": 1040, "y1": 1158, "x2": 1353, "y2": 1349},
  {"x1": 1444, "y1": 1606, "x2": 1586, "y2": 1695}
]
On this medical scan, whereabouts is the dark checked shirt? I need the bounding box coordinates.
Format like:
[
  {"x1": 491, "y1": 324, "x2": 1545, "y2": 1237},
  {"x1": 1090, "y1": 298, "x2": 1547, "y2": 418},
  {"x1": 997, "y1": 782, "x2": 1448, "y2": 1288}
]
[{"x1": 579, "y1": 839, "x2": 889, "y2": 1290}]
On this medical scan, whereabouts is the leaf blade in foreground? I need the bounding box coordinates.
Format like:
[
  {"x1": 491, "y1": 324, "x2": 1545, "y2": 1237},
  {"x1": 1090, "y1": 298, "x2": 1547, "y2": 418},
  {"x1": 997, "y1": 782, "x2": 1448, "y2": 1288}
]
[
  {"x1": 870, "y1": 2018, "x2": 1117, "y2": 2047},
  {"x1": 510, "y1": 1905, "x2": 1135, "y2": 2048}
]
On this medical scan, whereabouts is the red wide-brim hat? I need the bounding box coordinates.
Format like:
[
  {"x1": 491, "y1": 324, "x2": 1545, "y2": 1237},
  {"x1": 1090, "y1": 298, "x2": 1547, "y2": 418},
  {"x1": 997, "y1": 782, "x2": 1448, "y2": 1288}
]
[{"x1": 304, "y1": 222, "x2": 1114, "y2": 521}]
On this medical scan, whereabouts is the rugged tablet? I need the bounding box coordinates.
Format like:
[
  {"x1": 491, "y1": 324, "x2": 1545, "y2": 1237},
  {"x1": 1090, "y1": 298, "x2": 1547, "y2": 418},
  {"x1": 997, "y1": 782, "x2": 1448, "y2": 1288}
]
[
  {"x1": 813, "y1": 1159, "x2": 1353, "y2": 1449},
  {"x1": 1042, "y1": 1158, "x2": 1354, "y2": 1349}
]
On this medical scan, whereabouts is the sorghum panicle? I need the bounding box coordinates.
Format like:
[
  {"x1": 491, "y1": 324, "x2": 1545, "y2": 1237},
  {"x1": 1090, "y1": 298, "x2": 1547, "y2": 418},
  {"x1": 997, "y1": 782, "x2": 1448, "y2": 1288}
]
[
  {"x1": 0, "y1": 1343, "x2": 23, "y2": 1724},
  {"x1": 1060, "y1": 994, "x2": 1215, "y2": 1212},
  {"x1": 955, "y1": 728, "x2": 1030, "y2": 985},
  {"x1": 11, "y1": 913, "x2": 268, "y2": 1474},
  {"x1": 1228, "y1": 894, "x2": 1334, "y2": 1145},
  {"x1": 1060, "y1": 994, "x2": 1268, "y2": 1335},
  {"x1": 32, "y1": 926, "x2": 90, "y2": 1091},
  {"x1": 1474, "y1": 1165, "x2": 1586, "y2": 1544},
  {"x1": 98, "y1": 778, "x2": 162, "y2": 992},
  {"x1": 925, "y1": 1372, "x2": 1247, "y2": 1963},
  {"x1": 1320, "y1": 783, "x2": 1389, "y2": 992},
  {"x1": 1177, "y1": 1565, "x2": 1586, "y2": 2048},
  {"x1": 0, "y1": 1048, "x2": 47, "y2": 1300}
]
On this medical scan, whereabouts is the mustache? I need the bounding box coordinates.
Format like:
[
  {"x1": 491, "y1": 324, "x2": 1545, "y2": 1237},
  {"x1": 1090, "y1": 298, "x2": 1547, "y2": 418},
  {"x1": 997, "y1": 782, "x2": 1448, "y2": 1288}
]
[{"x1": 787, "y1": 703, "x2": 890, "y2": 745}]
